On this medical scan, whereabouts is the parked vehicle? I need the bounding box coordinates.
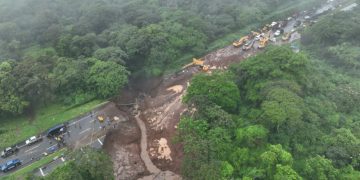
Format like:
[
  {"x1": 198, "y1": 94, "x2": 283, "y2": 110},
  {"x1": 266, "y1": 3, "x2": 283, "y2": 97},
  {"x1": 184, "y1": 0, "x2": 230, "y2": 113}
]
[
  {"x1": 25, "y1": 135, "x2": 43, "y2": 146},
  {"x1": 1, "y1": 159, "x2": 21, "y2": 172},
  {"x1": 1, "y1": 146, "x2": 19, "y2": 158},
  {"x1": 43, "y1": 145, "x2": 59, "y2": 156},
  {"x1": 47, "y1": 124, "x2": 66, "y2": 137}
]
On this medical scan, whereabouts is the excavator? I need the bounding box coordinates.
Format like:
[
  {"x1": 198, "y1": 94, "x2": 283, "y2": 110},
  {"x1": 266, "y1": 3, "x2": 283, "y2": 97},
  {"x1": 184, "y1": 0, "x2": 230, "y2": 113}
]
[
  {"x1": 261, "y1": 24, "x2": 271, "y2": 33},
  {"x1": 242, "y1": 39, "x2": 255, "y2": 51},
  {"x1": 233, "y1": 36, "x2": 249, "y2": 47},
  {"x1": 258, "y1": 36, "x2": 269, "y2": 49},
  {"x1": 182, "y1": 58, "x2": 210, "y2": 71},
  {"x1": 251, "y1": 31, "x2": 260, "y2": 37}
]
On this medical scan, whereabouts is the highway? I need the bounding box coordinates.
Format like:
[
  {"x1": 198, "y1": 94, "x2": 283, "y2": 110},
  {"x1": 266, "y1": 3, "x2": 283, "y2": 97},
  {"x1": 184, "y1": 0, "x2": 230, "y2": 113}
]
[{"x1": 0, "y1": 107, "x2": 124, "y2": 177}]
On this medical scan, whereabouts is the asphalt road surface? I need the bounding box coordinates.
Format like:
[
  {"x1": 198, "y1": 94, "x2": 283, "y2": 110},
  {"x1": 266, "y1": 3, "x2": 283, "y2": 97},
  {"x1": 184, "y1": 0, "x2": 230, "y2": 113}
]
[{"x1": 33, "y1": 135, "x2": 106, "y2": 177}]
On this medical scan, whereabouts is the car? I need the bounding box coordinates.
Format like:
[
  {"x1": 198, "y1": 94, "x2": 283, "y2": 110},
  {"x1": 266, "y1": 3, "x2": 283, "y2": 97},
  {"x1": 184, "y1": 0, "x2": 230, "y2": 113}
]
[
  {"x1": 47, "y1": 124, "x2": 66, "y2": 137},
  {"x1": 1, "y1": 147, "x2": 18, "y2": 158},
  {"x1": 274, "y1": 30, "x2": 281, "y2": 36},
  {"x1": 43, "y1": 145, "x2": 59, "y2": 156},
  {"x1": 287, "y1": 17, "x2": 293, "y2": 21},
  {"x1": 1, "y1": 159, "x2": 21, "y2": 172},
  {"x1": 304, "y1": 15, "x2": 311, "y2": 20},
  {"x1": 25, "y1": 135, "x2": 43, "y2": 146}
]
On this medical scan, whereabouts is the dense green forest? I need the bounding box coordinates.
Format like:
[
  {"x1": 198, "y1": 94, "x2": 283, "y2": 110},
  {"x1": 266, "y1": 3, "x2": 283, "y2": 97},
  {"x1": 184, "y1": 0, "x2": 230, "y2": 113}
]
[
  {"x1": 25, "y1": 148, "x2": 113, "y2": 180},
  {"x1": 0, "y1": 0, "x2": 321, "y2": 117},
  {"x1": 177, "y1": 6, "x2": 360, "y2": 180}
]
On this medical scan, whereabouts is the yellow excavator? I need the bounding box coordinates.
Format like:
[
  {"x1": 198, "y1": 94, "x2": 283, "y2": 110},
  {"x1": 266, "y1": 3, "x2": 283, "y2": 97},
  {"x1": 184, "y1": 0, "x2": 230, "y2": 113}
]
[
  {"x1": 233, "y1": 36, "x2": 249, "y2": 47},
  {"x1": 182, "y1": 58, "x2": 210, "y2": 71},
  {"x1": 258, "y1": 36, "x2": 269, "y2": 49},
  {"x1": 261, "y1": 24, "x2": 271, "y2": 33},
  {"x1": 251, "y1": 31, "x2": 260, "y2": 37}
]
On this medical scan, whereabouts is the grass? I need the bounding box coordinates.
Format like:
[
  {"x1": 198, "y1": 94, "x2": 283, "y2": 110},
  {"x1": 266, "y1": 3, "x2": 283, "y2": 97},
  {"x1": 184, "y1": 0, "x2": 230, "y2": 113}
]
[
  {"x1": 2, "y1": 149, "x2": 67, "y2": 180},
  {"x1": 0, "y1": 100, "x2": 105, "y2": 149}
]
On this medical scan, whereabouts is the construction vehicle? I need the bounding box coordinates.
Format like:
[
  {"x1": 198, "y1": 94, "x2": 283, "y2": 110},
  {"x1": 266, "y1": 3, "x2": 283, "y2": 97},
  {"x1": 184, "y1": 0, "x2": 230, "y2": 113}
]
[
  {"x1": 233, "y1": 36, "x2": 248, "y2": 47},
  {"x1": 282, "y1": 32, "x2": 292, "y2": 41},
  {"x1": 182, "y1": 58, "x2": 210, "y2": 71},
  {"x1": 251, "y1": 31, "x2": 260, "y2": 37},
  {"x1": 258, "y1": 36, "x2": 269, "y2": 49},
  {"x1": 97, "y1": 115, "x2": 105, "y2": 123},
  {"x1": 242, "y1": 39, "x2": 255, "y2": 51},
  {"x1": 261, "y1": 24, "x2": 271, "y2": 33}
]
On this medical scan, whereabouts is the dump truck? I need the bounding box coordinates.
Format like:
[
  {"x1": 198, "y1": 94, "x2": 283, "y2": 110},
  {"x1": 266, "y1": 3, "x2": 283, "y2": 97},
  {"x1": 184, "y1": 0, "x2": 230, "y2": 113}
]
[
  {"x1": 182, "y1": 58, "x2": 210, "y2": 71},
  {"x1": 233, "y1": 36, "x2": 249, "y2": 47}
]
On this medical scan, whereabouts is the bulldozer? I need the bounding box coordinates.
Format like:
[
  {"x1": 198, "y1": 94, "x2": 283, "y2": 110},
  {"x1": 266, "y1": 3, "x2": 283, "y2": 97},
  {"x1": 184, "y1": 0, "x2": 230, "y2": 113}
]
[
  {"x1": 258, "y1": 36, "x2": 269, "y2": 49},
  {"x1": 233, "y1": 36, "x2": 249, "y2": 47},
  {"x1": 182, "y1": 58, "x2": 210, "y2": 71}
]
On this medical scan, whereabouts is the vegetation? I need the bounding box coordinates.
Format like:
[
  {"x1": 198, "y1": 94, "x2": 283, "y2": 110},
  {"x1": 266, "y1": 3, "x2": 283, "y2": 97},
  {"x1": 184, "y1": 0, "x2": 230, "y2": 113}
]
[
  {"x1": 179, "y1": 42, "x2": 360, "y2": 179},
  {"x1": 23, "y1": 148, "x2": 113, "y2": 180},
  {"x1": 2, "y1": 0, "x2": 359, "y2": 179},
  {"x1": 0, "y1": 100, "x2": 104, "y2": 149},
  {"x1": 0, "y1": 0, "x2": 321, "y2": 117}
]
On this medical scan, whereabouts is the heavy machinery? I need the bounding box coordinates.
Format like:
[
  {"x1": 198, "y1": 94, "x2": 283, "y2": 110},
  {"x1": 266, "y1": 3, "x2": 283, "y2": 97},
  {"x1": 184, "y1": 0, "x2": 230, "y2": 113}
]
[
  {"x1": 97, "y1": 115, "x2": 105, "y2": 123},
  {"x1": 258, "y1": 36, "x2": 269, "y2": 49},
  {"x1": 242, "y1": 39, "x2": 255, "y2": 51},
  {"x1": 233, "y1": 36, "x2": 248, "y2": 47},
  {"x1": 282, "y1": 32, "x2": 292, "y2": 41},
  {"x1": 251, "y1": 31, "x2": 260, "y2": 37},
  {"x1": 261, "y1": 24, "x2": 271, "y2": 33},
  {"x1": 182, "y1": 58, "x2": 210, "y2": 71}
]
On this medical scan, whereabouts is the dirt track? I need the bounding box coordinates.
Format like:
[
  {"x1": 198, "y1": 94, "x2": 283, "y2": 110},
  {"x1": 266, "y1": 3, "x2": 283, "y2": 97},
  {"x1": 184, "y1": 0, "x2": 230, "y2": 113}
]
[{"x1": 134, "y1": 108, "x2": 161, "y2": 174}]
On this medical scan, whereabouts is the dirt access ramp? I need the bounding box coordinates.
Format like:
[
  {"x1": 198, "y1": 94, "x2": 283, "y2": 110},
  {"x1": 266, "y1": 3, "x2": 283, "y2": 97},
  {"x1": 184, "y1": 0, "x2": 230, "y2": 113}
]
[{"x1": 136, "y1": 44, "x2": 252, "y2": 174}]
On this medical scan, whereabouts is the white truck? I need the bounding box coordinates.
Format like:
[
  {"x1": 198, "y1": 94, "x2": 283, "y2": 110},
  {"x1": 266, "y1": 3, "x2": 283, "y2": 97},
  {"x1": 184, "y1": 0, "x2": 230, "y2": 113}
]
[{"x1": 25, "y1": 135, "x2": 43, "y2": 146}]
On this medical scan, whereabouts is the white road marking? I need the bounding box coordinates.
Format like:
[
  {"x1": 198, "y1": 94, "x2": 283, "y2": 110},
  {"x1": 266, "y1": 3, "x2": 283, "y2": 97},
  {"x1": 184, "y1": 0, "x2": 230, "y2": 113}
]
[
  {"x1": 25, "y1": 145, "x2": 40, "y2": 153},
  {"x1": 39, "y1": 168, "x2": 45, "y2": 176},
  {"x1": 69, "y1": 113, "x2": 96, "y2": 126},
  {"x1": 97, "y1": 138, "x2": 103, "y2": 145},
  {"x1": 61, "y1": 157, "x2": 65, "y2": 162},
  {"x1": 79, "y1": 128, "x2": 91, "y2": 135}
]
